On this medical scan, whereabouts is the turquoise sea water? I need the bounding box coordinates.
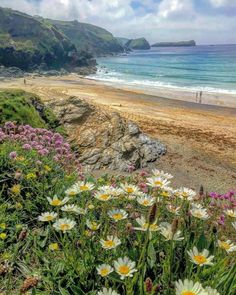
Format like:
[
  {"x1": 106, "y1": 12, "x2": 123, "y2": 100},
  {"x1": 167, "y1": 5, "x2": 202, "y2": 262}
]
[{"x1": 88, "y1": 44, "x2": 236, "y2": 94}]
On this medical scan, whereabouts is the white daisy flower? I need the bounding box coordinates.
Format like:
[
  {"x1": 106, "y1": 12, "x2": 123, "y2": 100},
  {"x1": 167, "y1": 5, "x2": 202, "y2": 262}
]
[
  {"x1": 110, "y1": 187, "x2": 124, "y2": 198},
  {"x1": 100, "y1": 236, "x2": 121, "y2": 250},
  {"x1": 224, "y1": 209, "x2": 236, "y2": 218},
  {"x1": 137, "y1": 195, "x2": 156, "y2": 207},
  {"x1": 53, "y1": 218, "x2": 76, "y2": 233},
  {"x1": 114, "y1": 257, "x2": 137, "y2": 280},
  {"x1": 61, "y1": 204, "x2": 80, "y2": 213},
  {"x1": 134, "y1": 216, "x2": 158, "y2": 232},
  {"x1": 38, "y1": 212, "x2": 57, "y2": 222},
  {"x1": 166, "y1": 204, "x2": 180, "y2": 215},
  {"x1": 72, "y1": 181, "x2": 95, "y2": 193},
  {"x1": 146, "y1": 177, "x2": 170, "y2": 189},
  {"x1": 120, "y1": 183, "x2": 141, "y2": 195},
  {"x1": 176, "y1": 187, "x2": 196, "y2": 201},
  {"x1": 47, "y1": 196, "x2": 69, "y2": 207},
  {"x1": 187, "y1": 247, "x2": 214, "y2": 266},
  {"x1": 218, "y1": 240, "x2": 236, "y2": 253},
  {"x1": 94, "y1": 191, "x2": 112, "y2": 202},
  {"x1": 65, "y1": 187, "x2": 78, "y2": 197},
  {"x1": 159, "y1": 187, "x2": 173, "y2": 198},
  {"x1": 97, "y1": 287, "x2": 120, "y2": 295},
  {"x1": 175, "y1": 279, "x2": 207, "y2": 295},
  {"x1": 86, "y1": 220, "x2": 101, "y2": 231},
  {"x1": 152, "y1": 169, "x2": 173, "y2": 180},
  {"x1": 96, "y1": 264, "x2": 113, "y2": 277},
  {"x1": 108, "y1": 209, "x2": 128, "y2": 222},
  {"x1": 190, "y1": 207, "x2": 209, "y2": 220},
  {"x1": 205, "y1": 286, "x2": 220, "y2": 295},
  {"x1": 159, "y1": 222, "x2": 184, "y2": 241}
]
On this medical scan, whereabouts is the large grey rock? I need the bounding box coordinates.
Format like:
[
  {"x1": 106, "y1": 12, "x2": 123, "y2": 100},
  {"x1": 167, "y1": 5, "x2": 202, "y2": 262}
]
[{"x1": 46, "y1": 96, "x2": 166, "y2": 172}]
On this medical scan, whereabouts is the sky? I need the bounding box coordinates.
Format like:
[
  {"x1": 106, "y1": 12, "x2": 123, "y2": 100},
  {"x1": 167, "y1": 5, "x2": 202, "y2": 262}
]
[{"x1": 0, "y1": 0, "x2": 236, "y2": 45}]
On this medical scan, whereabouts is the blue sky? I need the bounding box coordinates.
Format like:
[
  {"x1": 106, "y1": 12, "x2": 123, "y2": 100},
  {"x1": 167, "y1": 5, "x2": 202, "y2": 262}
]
[{"x1": 0, "y1": 0, "x2": 236, "y2": 44}]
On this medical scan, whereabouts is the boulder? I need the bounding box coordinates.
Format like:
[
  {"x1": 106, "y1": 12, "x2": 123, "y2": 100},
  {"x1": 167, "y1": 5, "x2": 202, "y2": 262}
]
[{"x1": 46, "y1": 96, "x2": 166, "y2": 171}]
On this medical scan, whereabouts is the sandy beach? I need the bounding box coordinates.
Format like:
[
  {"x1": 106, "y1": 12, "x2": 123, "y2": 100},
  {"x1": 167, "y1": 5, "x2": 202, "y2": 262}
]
[{"x1": 1, "y1": 74, "x2": 236, "y2": 191}]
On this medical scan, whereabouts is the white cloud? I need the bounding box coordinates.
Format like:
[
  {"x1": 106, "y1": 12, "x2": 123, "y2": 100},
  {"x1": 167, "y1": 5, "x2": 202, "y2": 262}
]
[
  {"x1": 158, "y1": 0, "x2": 194, "y2": 18},
  {"x1": 0, "y1": 0, "x2": 235, "y2": 44},
  {"x1": 209, "y1": 0, "x2": 236, "y2": 7}
]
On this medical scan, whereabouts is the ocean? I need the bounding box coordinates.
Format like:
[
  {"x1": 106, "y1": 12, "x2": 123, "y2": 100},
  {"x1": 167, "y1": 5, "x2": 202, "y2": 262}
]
[{"x1": 88, "y1": 44, "x2": 236, "y2": 95}]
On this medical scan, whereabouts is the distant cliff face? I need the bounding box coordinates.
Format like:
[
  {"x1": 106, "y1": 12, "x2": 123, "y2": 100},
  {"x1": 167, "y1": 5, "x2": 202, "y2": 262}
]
[
  {"x1": 0, "y1": 7, "x2": 123, "y2": 71},
  {"x1": 125, "y1": 38, "x2": 150, "y2": 50},
  {"x1": 48, "y1": 19, "x2": 124, "y2": 56},
  {"x1": 0, "y1": 7, "x2": 85, "y2": 70},
  {"x1": 151, "y1": 40, "x2": 196, "y2": 47}
]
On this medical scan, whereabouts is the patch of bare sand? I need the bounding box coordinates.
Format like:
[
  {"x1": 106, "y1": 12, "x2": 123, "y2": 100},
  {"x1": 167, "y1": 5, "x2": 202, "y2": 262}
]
[{"x1": 0, "y1": 75, "x2": 236, "y2": 192}]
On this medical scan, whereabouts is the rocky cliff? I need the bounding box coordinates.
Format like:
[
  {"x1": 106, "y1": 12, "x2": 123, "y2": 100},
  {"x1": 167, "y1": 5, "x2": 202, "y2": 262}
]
[
  {"x1": 125, "y1": 38, "x2": 150, "y2": 50},
  {"x1": 47, "y1": 96, "x2": 166, "y2": 171}
]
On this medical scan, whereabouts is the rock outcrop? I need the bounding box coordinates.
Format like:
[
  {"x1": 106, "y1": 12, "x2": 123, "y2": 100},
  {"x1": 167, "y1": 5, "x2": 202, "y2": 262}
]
[
  {"x1": 151, "y1": 40, "x2": 196, "y2": 47},
  {"x1": 125, "y1": 38, "x2": 150, "y2": 50},
  {"x1": 48, "y1": 96, "x2": 166, "y2": 172}
]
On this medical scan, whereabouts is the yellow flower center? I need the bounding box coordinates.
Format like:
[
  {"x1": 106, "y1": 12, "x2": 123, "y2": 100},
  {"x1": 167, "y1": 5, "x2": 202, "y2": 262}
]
[
  {"x1": 60, "y1": 224, "x2": 70, "y2": 231},
  {"x1": 104, "y1": 240, "x2": 115, "y2": 248},
  {"x1": 46, "y1": 215, "x2": 54, "y2": 221},
  {"x1": 182, "y1": 192, "x2": 188, "y2": 198},
  {"x1": 11, "y1": 185, "x2": 21, "y2": 194},
  {"x1": 49, "y1": 243, "x2": 59, "y2": 250},
  {"x1": 154, "y1": 181, "x2": 163, "y2": 186},
  {"x1": 51, "y1": 199, "x2": 62, "y2": 206},
  {"x1": 220, "y1": 241, "x2": 230, "y2": 250},
  {"x1": 142, "y1": 200, "x2": 149, "y2": 205},
  {"x1": 193, "y1": 212, "x2": 203, "y2": 218},
  {"x1": 150, "y1": 224, "x2": 158, "y2": 231},
  {"x1": 90, "y1": 223, "x2": 99, "y2": 230},
  {"x1": 100, "y1": 268, "x2": 109, "y2": 276},
  {"x1": 182, "y1": 292, "x2": 196, "y2": 295},
  {"x1": 228, "y1": 212, "x2": 235, "y2": 218},
  {"x1": 119, "y1": 265, "x2": 130, "y2": 275},
  {"x1": 80, "y1": 185, "x2": 89, "y2": 191},
  {"x1": 100, "y1": 194, "x2": 109, "y2": 200},
  {"x1": 194, "y1": 255, "x2": 207, "y2": 264},
  {"x1": 69, "y1": 191, "x2": 76, "y2": 197},
  {"x1": 112, "y1": 213, "x2": 123, "y2": 220},
  {"x1": 126, "y1": 187, "x2": 134, "y2": 193},
  {"x1": 161, "y1": 191, "x2": 169, "y2": 197}
]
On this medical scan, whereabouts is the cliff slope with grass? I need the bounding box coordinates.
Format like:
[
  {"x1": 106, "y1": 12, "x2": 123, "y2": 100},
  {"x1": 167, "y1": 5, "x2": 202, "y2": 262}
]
[
  {"x1": 0, "y1": 7, "x2": 94, "y2": 70},
  {"x1": 48, "y1": 19, "x2": 124, "y2": 56}
]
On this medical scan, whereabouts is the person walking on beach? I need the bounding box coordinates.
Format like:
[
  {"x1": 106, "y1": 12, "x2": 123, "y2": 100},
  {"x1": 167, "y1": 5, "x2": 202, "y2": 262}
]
[
  {"x1": 196, "y1": 91, "x2": 198, "y2": 102},
  {"x1": 199, "y1": 91, "x2": 203, "y2": 104},
  {"x1": 24, "y1": 79, "x2": 26, "y2": 86}
]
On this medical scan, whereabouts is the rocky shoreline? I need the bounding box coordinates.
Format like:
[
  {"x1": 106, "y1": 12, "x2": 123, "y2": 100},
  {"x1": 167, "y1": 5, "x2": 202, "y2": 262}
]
[{"x1": 0, "y1": 65, "x2": 97, "y2": 80}]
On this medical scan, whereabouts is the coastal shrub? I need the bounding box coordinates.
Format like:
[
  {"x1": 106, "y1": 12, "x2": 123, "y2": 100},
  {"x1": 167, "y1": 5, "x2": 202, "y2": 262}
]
[
  {"x1": 0, "y1": 90, "x2": 63, "y2": 133},
  {"x1": 0, "y1": 125, "x2": 235, "y2": 294}
]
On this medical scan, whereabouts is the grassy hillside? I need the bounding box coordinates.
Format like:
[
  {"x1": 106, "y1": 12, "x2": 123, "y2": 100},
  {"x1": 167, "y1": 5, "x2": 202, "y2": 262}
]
[
  {"x1": 0, "y1": 7, "x2": 89, "y2": 70},
  {"x1": 0, "y1": 89, "x2": 60, "y2": 129},
  {"x1": 125, "y1": 38, "x2": 150, "y2": 50},
  {"x1": 48, "y1": 19, "x2": 124, "y2": 56}
]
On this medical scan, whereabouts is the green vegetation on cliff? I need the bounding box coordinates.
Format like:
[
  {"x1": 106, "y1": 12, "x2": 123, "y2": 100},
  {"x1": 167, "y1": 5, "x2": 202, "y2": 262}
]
[
  {"x1": 151, "y1": 40, "x2": 196, "y2": 47},
  {"x1": 47, "y1": 19, "x2": 124, "y2": 56},
  {"x1": 0, "y1": 7, "x2": 93, "y2": 70},
  {"x1": 125, "y1": 37, "x2": 150, "y2": 50},
  {"x1": 0, "y1": 90, "x2": 60, "y2": 130}
]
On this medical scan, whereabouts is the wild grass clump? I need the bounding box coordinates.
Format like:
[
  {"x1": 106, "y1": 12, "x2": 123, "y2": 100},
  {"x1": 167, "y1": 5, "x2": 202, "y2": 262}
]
[{"x1": 0, "y1": 123, "x2": 235, "y2": 295}]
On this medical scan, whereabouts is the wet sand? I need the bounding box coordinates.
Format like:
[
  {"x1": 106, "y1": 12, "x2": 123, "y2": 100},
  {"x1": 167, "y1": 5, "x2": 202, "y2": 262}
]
[{"x1": 1, "y1": 74, "x2": 236, "y2": 192}]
